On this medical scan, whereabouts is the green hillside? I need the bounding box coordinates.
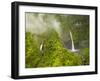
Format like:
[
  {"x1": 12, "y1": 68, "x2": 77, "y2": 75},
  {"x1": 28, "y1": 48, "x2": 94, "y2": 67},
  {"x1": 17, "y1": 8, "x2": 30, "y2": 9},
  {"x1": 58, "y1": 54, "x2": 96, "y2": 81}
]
[{"x1": 25, "y1": 13, "x2": 89, "y2": 68}]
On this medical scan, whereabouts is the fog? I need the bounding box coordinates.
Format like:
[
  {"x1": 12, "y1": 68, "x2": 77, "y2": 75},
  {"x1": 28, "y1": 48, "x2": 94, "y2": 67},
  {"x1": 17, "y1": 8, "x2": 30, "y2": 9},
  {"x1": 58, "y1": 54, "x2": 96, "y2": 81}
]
[{"x1": 26, "y1": 13, "x2": 62, "y2": 37}]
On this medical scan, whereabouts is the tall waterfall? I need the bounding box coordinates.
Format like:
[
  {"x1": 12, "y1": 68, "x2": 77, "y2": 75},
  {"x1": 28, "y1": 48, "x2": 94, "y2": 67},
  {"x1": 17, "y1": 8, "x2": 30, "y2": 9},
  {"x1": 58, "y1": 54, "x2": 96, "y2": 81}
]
[{"x1": 69, "y1": 31, "x2": 78, "y2": 52}]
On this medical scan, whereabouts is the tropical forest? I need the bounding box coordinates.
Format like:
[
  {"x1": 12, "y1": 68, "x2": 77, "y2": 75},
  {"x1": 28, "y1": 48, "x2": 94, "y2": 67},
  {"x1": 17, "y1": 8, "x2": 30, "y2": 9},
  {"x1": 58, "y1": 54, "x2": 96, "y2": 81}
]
[{"x1": 25, "y1": 12, "x2": 89, "y2": 68}]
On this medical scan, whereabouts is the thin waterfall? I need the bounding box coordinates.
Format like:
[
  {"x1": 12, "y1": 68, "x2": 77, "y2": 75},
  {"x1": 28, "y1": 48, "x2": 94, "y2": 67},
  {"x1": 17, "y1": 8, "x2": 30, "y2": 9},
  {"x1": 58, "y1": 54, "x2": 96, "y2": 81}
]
[
  {"x1": 69, "y1": 31, "x2": 78, "y2": 52},
  {"x1": 40, "y1": 43, "x2": 43, "y2": 51}
]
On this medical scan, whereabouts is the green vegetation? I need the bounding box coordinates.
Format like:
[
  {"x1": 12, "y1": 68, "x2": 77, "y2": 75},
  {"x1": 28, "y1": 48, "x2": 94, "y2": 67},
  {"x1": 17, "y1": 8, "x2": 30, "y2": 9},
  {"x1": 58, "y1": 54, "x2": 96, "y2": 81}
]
[
  {"x1": 25, "y1": 13, "x2": 89, "y2": 68},
  {"x1": 79, "y1": 48, "x2": 89, "y2": 65}
]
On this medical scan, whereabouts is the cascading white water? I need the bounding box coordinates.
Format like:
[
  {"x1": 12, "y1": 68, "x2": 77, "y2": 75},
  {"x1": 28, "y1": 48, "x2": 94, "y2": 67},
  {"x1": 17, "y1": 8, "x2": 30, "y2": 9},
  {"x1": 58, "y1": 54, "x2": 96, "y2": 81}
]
[
  {"x1": 40, "y1": 43, "x2": 43, "y2": 51},
  {"x1": 69, "y1": 31, "x2": 78, "y2": 52}
]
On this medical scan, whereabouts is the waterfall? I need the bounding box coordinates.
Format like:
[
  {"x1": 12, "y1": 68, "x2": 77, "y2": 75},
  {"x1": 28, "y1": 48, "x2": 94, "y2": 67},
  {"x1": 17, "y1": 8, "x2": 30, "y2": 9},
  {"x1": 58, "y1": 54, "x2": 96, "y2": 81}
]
[
  {"x1": 69, "y1": 31, "x2": 78, "y2": 52},
  {"x1": 40, "y1": 43, "x2": 43, "y2": 51}
]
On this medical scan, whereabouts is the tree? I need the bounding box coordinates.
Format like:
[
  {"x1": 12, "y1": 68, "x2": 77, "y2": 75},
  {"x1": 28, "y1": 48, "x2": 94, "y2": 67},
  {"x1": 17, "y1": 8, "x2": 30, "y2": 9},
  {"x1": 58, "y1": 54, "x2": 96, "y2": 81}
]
[
  {"x1": 36, "y1": 29, "x2": 82, "y2": 67},
  {"x1": 25, "y1": 32, "x2": 41, "y2": 68}
]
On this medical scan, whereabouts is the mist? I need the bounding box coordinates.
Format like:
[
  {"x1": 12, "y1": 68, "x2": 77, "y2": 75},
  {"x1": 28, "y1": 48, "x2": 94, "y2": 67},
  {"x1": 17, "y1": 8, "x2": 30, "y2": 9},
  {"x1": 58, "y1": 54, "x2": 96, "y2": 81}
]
[{"x1": 26, "y1": 13, "x2": 62, "y2": 37}]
